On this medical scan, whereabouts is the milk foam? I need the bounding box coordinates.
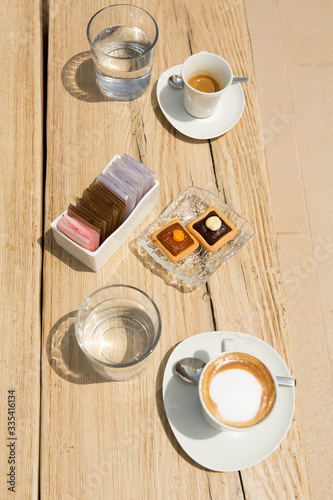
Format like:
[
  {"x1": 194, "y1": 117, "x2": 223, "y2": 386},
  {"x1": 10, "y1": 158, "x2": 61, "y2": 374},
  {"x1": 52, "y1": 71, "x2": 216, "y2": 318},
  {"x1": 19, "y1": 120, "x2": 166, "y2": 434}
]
[{"x1": 209, "y1": 368, "x2": 262, "y2": 423}]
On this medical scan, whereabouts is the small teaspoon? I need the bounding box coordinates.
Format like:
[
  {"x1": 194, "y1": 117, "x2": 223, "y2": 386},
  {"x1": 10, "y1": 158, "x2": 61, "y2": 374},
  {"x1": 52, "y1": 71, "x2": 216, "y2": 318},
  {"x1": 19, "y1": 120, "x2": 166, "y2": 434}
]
[
  {"x1": 174, "y1": 357, "x2": 296, "y2": 387},
  {"x1": 168, "y1": 74, "x2": 249, "y2": 89}
]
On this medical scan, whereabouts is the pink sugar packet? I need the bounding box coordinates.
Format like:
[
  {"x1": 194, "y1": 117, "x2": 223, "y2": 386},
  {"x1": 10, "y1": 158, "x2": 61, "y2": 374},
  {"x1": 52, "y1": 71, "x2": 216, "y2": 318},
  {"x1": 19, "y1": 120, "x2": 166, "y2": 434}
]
[{"x1": 57, "y1": 214, "x2": 99, "y2": 252}]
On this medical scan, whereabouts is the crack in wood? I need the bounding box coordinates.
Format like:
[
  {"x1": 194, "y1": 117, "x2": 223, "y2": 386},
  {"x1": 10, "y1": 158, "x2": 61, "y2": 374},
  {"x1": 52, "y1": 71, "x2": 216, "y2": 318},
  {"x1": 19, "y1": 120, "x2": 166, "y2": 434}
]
[
  {"x1": 172, "y1": 0, "x2": 178, "y2": 25},
  {"x1": 135, "y1": 135, "x2": 143, "y2": 163},
  {"x1": 240, "y1": 262, "x2": 249, "y2": 300},
  {"x1": 208, "y1": 141, "x2": 227, "y2": 202},
  {"x1": 189, "y1": 168, "x2": 194, "y2": 186},
  {"x1": 185, "y1": 11, "x2": 193, "y2": 54},
  {"x1": 205, "y1": 470, "x2": 213, "y2": 500},
  {"x1": 131, "y1": 104, "x2": 146, "y2": 163},
  {"x1": 205, "y1": 282, "x2": 217, "y2": 331},
  {"x1": 238, "y1": 471, "x2": 247, "y2": 498},
  {"x1": 140, "y1": 114, "x2": 147, "y2": 148}
]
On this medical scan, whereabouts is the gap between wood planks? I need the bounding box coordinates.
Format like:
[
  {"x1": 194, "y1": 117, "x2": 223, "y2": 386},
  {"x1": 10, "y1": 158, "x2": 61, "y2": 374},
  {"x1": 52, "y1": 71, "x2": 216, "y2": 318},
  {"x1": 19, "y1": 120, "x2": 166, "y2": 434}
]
[{"x1": 38, "y1": 2, "x2": 49, "y2": 498}]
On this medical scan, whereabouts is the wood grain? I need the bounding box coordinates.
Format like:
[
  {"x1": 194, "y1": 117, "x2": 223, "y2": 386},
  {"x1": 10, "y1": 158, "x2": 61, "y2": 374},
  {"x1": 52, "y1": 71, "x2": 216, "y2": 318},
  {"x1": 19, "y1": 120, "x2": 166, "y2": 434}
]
[
  {"x1": 0, "y1": 1, "x2": 43, "y2": 498},
  {"x1": 39, "y1": 0, "x2": 310, "y2": 498}
]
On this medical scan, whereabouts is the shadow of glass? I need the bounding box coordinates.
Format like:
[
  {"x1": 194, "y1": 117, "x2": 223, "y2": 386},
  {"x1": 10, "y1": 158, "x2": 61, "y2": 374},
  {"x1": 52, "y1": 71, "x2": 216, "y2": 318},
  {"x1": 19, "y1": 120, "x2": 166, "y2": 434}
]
[
  {"x1": 61, "y1": 51, "x2": 110, "y2": 103},
  {"x1": 46, "y1": 310, "x2": 108, "y2": 384}
]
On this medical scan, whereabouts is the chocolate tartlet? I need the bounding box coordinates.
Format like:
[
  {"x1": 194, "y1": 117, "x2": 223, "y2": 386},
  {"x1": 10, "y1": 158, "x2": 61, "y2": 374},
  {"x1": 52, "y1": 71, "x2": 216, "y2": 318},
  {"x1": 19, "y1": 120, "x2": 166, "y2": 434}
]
[
  {"x1": 151, "y1": 219, "x2": 199, "y2": 263},
  {"x1": 187, "y1": 206, "x2": 237, "y2": 252}
]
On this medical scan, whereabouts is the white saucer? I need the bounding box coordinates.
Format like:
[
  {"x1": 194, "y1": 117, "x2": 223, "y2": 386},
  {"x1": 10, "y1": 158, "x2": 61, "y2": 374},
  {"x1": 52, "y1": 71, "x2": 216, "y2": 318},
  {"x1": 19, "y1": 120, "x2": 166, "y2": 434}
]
[
  {"x1": 162, "y1": 331, "x2": 295, "y2": 471},
  {"x1": 156, "y1": 65, "x2": 245, "y2": 140}
]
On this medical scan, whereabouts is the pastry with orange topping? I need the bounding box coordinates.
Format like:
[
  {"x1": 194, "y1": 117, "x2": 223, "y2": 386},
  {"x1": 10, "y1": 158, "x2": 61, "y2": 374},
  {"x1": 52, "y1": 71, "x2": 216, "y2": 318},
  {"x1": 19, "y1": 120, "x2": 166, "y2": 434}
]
[{"x1": 151, "y1": 219, "x2": 199, "y2": 263}]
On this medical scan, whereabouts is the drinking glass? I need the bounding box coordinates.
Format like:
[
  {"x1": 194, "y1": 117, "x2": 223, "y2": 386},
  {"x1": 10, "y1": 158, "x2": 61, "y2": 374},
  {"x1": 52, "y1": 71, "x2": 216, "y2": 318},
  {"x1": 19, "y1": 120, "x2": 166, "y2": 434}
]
[
  {"x1": 87, "y1": 5, "x2": 158, "y2": 100},
  {"x1": 75, "y1": 285, "x2": 161, "y2": 380}
]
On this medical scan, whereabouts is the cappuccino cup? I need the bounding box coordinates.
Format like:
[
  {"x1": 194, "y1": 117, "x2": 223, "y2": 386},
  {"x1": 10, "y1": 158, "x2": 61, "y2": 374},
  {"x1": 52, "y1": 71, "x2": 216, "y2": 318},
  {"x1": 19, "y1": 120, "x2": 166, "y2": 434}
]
[
  {"x1": 198, "y1": 346, "x2": 277, "y2": 431},
  {"x1": 182, "y1": 52, "x2": 233, "y2": 118}
]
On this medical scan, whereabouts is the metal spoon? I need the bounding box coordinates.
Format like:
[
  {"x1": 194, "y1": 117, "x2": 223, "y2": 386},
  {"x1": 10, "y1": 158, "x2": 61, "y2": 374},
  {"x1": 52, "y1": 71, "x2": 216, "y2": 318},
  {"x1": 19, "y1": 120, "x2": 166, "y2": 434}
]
[
  {"x1": 174, "y1": 357, "x2": 296, "y2": 387},
  {"x1": 168, "y1": 74, "x2": 249, "y2": 89}
]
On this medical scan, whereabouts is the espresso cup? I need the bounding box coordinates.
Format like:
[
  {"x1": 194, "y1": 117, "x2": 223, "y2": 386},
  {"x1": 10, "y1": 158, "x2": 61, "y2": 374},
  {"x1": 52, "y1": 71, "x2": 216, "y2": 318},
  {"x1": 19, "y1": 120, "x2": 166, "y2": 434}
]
[
  {"x1": 182, "y1": 52, "x2": 233, "y2": 118},
  {"x1": 198, "y1": 346, "x2": 278, "y2": 431}
]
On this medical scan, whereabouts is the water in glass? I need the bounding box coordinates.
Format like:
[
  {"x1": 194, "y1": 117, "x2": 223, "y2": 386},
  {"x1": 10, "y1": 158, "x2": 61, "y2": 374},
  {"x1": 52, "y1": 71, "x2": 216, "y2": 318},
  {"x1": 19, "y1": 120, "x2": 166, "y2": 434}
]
[{"x1": 93, "y1": 25, "x2": 153, "y2": 100}]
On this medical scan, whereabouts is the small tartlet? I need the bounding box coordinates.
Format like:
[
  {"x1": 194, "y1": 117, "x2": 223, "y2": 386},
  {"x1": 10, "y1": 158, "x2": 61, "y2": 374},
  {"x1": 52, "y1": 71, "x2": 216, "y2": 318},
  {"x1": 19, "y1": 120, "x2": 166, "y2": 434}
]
[
  {"x1": 151, "y1": 219, "x2": 199, "y2": 263},
  {"x1": 187, "y1": 206, "x2": 237, "y2": 252}
]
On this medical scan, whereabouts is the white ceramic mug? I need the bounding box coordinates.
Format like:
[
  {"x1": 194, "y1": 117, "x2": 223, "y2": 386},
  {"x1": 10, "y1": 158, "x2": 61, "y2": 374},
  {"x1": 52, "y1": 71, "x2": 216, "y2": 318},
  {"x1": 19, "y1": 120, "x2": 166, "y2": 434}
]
[
  {"x1": 182, "y1": 52, "x2": 233, "y2": 118},
  {"x1": 198, "y1": 338, "x2": 278, "y2": 431}
]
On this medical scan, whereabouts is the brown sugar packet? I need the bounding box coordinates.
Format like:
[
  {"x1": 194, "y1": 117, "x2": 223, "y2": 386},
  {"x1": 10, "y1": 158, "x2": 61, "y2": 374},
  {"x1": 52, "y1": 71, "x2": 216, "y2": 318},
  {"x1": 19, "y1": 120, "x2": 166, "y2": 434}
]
[
  {"x1": 67, "y1": 207, "x2": 101, "y2": 240},
  {"x1": 73, "y1": 199, "x2": 107, "y2": 243},
  {"x1": 93, "y1": 181, "x2": 126, "y2": 229},
  {"x1": 82, "y1": 187, "x2": 117, "y2": 237},
  {"x1": 84, "y1": 182, "x2": 126, "y2": 235},
  {"x1": 81, "y1": 189, "x2": 110, "y2": 236}
]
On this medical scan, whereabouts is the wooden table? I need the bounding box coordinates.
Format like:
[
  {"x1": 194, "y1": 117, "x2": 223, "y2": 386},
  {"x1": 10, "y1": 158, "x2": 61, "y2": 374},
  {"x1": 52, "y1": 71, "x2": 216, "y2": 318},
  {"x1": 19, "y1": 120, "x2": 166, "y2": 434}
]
[{"x1": 1, "y1": 0, "x2": 311, "y2": 498}]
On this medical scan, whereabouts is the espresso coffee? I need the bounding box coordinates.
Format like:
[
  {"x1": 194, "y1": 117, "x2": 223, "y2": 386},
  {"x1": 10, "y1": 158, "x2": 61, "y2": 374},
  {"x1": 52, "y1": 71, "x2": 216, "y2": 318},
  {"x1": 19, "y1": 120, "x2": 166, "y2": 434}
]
[
  {"x1": 200, "y1": 352, "x2": 276, "y2": 428},
  {"x1": 187, "y1": 73, "x2": 222, "y2": 93}
]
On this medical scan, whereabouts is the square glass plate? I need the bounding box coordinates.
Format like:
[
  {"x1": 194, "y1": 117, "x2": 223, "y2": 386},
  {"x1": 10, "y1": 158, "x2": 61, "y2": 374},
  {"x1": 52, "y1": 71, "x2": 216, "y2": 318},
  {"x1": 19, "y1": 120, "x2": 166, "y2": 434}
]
[{"x1": 137, "y1": 186, "x2": 254, "y2": 287}]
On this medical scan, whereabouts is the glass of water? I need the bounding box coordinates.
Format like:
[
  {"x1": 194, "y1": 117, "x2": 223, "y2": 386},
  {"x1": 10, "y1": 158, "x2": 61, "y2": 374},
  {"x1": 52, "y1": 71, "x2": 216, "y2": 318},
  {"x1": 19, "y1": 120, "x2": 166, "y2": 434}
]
[
  {"x1": 87, "y1": 5, "x2": 159, "y2": 100},
  {"x1": 75, "y1": 285, "x2": 162, "y2": 380}
]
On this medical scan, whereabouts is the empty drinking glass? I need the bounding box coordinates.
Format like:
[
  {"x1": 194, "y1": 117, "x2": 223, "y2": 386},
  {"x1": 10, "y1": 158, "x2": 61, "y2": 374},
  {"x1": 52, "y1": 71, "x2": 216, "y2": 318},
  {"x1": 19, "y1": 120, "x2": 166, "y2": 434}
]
[{"x1": 75, "y1": 285, "x2": 161, "y2": 380}]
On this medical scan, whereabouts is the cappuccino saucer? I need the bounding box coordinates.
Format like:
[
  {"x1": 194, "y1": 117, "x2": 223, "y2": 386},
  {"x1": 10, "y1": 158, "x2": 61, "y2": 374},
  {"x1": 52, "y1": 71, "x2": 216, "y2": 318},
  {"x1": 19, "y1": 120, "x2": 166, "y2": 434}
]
[
  {"x1": 162, "y1": 331, "x2": 295, "y2": 472},
  {"x1": 156, "y1": 65, "x2": 245, "y2": 140}
]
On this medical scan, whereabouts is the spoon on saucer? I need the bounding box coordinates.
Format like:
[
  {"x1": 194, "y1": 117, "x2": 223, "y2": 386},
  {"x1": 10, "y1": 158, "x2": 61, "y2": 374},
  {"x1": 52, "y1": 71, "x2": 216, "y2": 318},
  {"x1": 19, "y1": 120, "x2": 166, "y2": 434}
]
[
  {"x1": 174, "y1": 357, "x2": 296, "y2": 387},
  {"x1": 168, "y1": 74, "x2": 249, "y2": 89}
]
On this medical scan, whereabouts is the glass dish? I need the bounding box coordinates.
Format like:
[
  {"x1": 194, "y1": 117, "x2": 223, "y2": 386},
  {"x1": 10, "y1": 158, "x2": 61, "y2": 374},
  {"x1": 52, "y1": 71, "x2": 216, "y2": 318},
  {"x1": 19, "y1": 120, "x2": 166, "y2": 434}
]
[{"x1": 137, "y1": 186, "x2": 254, "y2": 287}]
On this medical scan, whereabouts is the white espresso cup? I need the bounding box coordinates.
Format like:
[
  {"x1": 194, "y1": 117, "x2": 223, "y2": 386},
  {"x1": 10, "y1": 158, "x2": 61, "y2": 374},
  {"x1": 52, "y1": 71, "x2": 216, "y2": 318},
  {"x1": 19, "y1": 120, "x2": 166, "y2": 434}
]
[
  {"x1": 182, "y1": 52, "x2": 233, "y2": 118},
  {"x1": 198, "y1": 339, "x2": 278, "y2": 431}
]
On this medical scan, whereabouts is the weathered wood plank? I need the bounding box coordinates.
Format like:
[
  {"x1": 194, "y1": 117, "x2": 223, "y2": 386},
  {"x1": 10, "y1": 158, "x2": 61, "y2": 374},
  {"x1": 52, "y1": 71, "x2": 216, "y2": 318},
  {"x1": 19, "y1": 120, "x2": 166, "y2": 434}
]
[{"x1": 0, "y1": 1, "x2": 43, "y2": 498}]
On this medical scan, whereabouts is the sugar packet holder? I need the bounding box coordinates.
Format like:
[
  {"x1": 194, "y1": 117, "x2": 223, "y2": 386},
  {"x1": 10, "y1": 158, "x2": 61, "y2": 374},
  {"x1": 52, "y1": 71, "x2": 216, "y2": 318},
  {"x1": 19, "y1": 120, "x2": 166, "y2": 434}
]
[{"x1": 51, "y1": 155, "x2": 159, "y2": 271}]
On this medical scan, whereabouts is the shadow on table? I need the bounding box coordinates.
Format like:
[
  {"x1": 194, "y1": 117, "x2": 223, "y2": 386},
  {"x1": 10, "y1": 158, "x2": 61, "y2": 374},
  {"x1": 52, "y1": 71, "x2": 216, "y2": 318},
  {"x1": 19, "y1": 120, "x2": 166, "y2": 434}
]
[
  {"x1": 42, "y1": 229, "x2": 95, "y2": 273},
  {"x1": 61, "y1": 51, "x2": 110, "y2": 103},
  {"x1": 150, "y1": 80, "x2": 208, "y2": 145},
  {"x1": 46, "y1": 310, "x2": 107, "y2": 384},
  {"x1": 129, "y1": 238, "x2": 195, "y2": 293},
  {"x1": 155, "y1": 344, "x2": 209, "y2": 471},
  {"x1": 61, "y1": 52, "x2": 207, "y2": 145}
]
